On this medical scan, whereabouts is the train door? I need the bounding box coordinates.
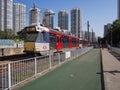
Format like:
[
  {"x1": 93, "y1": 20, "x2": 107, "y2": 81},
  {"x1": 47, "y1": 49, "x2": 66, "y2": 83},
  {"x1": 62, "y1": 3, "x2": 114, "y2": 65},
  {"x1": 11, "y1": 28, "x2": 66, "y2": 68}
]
[
  {"x1": 50, "y1": 33, "x2": 57, "y2": 50},
  {"x1": 72, "y1": 38, "x2": 76, "y2": 47},
  {"x1": 76, "y1": 39, "x2": 79, "y2": 48},
  {"x1": 62, "y1": 36, "x2": 69, "y2": 48},
  {"x1": 56, "y1": 36, "x2": 62, "y2": 51}
]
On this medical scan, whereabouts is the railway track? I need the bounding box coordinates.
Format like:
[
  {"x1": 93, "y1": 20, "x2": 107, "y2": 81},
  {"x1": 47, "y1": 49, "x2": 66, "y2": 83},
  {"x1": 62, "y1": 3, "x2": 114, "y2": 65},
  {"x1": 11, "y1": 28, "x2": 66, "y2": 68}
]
[
  {"x1": 110, "y1": 51, "x2": 120, "y2": 61},
  {"x1": 0, "y1": 53, "x2": 41, "y2": 61}
]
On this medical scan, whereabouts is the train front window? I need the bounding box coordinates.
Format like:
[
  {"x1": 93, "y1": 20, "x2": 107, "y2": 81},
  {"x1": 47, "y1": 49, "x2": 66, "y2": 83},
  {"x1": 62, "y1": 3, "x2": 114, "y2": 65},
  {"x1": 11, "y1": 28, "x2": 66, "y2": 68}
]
[
  {"x1": 25, "y1": 26, "x2": 36, "y2": 31},
  {"x1": 25, "y1": 32, "x2": 38, "y2": 42}
]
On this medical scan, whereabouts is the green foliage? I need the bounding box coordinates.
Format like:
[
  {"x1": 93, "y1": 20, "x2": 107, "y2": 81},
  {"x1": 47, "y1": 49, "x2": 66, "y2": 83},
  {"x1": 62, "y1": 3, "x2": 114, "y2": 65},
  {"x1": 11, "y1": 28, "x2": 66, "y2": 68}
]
[
  {"x1": 0, "y1": 30, "x2": 5, "y2": 39},
  {"x1": 17, "y1": 29, "x2": 26, "y2": 41},
  {"x1": 0, "y1": 29, "x2": 15, "y2": 39},
  {"x1": 0, "y1": 29, "x2": 26, "y2": 41},
  {"x1": 98, "y1": 37, "x2": 105, "y2": 47},
  {"x1": 105, "y1": 20, "x2": 120, "y2": 46}
]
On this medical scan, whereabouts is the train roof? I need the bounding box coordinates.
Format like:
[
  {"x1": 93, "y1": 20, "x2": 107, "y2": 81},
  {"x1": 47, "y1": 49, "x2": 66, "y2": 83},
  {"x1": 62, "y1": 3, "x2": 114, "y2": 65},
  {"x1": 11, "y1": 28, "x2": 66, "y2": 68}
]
[
  {"x1": 25, "y1": 24, "x2": 82, "y2": 39},
  {"x1": 32, "y1": 24, "x2": 76, "y2": 37}
]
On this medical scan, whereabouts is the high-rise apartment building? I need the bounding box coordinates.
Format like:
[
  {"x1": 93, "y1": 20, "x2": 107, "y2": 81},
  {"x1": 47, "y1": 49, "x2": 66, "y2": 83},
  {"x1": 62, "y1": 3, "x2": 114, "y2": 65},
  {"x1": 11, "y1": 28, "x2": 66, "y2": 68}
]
[
  {"x1": 13, "y1": 3, "x2": 26, "y2": 35},
  {"x1": 58, "y1": 10, "x2": 68, "y2": 30},
  {"x1": 82, "y1": 31, "x2": 96, "y2": 43},
  {"x1": 104, "y1": 23, "x2": 111, "y2": 37},
  {"x1": 71, "y1": 8, "x2": 82, "y2": 38},
  {"x1": 0, "y1": 0, "x2": 4, "y2": 31},
  {"x1": 0, "y1": 0, "x2": 13, "y2": 31},
  {"x1": 42, "y1": 10, "x2": 54, "y2": 29},
  {"x1": 29, "y1": 4, "x2": 40, "y2": 25},
  {"x1": 118, "y1": 0, "x2": 120, "y2": 20}
]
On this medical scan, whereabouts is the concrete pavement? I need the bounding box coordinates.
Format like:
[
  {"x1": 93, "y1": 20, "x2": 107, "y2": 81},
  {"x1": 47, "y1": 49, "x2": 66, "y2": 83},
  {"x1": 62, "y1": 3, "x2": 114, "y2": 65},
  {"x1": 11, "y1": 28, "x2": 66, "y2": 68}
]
[{"x1": 102, "y1": 49, "x2": 120, "y2": 90}]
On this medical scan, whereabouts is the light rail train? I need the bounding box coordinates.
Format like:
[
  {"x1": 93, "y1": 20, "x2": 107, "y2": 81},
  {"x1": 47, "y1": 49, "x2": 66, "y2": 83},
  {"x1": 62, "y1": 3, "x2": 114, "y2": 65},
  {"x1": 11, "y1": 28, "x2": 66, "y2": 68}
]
[{"x1": 24, "y1": 24, "x2": 88, "y2": 55}]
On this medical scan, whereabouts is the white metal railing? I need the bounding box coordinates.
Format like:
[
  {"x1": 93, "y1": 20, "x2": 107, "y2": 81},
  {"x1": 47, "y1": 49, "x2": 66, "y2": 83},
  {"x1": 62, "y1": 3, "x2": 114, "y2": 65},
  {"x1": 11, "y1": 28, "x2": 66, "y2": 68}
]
[{"x1": 0, "y1": 46, "x2": 93, "y2": 90}]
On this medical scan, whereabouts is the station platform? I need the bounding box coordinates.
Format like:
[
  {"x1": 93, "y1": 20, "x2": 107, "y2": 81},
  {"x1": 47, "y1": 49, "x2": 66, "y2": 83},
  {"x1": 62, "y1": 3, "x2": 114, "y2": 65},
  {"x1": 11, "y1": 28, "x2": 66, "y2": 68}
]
[{"x1": 102, "y1": 49, "x2": 120, "y2": 90}]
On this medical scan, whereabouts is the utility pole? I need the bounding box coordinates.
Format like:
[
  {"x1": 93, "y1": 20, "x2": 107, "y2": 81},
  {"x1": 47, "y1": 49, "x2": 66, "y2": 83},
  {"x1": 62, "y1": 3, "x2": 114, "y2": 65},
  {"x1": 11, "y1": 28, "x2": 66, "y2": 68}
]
[
  {"x1": 92, "y1": 28, "x2": 94, "y2": 45},
  {"x1": 111, "y1": 29, "x2": 112, "y2": 47},
  {"x1": 87, "y1": 21, "x2": 90, "y2": 44}
]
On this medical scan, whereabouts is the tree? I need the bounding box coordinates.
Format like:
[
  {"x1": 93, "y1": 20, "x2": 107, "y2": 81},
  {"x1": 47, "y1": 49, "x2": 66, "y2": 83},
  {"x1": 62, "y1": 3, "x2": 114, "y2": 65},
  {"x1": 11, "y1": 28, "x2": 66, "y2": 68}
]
[
  {"x1": 0, "y1": 29, "x2": 15, "y2": 39},
  {"x1": 0, "y1": 30, "x2": 6, "y2": 39},
  {"x1": 5, "y1": 29, "x2": 15, "y2": 39},
  {"x1": 17, "y1": 29, "x2": 26, "y2": 40},
  {"x1": 105, "y1": 20, "x2": 120, "y2": 47},
  {"x1": 112, "y1": 20, "x2": 120, "y2": 46}
]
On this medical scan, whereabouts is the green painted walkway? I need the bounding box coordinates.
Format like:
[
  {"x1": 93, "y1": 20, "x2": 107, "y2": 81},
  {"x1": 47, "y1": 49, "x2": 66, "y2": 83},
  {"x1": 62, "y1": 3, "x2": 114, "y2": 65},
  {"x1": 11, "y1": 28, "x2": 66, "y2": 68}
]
[{"x1": 18, "y1": 49, "x2": 102, "y2": 90}]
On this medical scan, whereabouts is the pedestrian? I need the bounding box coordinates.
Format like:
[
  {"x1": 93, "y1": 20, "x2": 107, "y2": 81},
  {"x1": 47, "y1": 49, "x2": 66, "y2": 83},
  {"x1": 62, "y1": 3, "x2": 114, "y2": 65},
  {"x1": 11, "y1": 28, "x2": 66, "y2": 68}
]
[{"x1": 102, "y1": 44, "x2": 104, "y2": 49}]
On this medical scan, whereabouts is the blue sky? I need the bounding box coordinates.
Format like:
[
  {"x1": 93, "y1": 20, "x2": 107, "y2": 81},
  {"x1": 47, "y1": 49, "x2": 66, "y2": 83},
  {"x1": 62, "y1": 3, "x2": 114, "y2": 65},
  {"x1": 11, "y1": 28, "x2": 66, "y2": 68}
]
[{"x1": 14, "y1": 0, "x2": 117, "y2": 37}]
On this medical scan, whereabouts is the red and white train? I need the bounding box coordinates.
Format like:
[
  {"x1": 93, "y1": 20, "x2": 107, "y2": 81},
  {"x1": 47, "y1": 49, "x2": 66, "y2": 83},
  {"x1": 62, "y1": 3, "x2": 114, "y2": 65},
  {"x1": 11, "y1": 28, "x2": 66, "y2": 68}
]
[{"x1": 24, "y1": 24, "x2": 88, "y2": 55}]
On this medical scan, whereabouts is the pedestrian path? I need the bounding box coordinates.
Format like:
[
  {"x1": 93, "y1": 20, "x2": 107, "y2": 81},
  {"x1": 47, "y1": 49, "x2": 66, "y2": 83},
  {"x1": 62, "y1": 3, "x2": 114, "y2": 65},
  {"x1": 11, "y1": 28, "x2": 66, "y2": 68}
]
[
  {"x1": 18, "y1": 49, "x2": 102, "y2": 90},
  {"x1": 102, "y1": 49, "x2": 120, "y2": 90}
]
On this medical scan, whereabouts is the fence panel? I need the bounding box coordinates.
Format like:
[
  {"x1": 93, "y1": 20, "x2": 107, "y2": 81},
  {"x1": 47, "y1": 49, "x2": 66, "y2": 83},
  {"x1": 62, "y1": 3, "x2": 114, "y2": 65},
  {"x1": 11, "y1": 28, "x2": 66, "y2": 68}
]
[
  {"x1": 60, "y1": 52, "x2": 65, "y2": 62},
  {"x1": 0, "y1": 64, "x2": 9, "y2": 90},
  {"x1": 51, "y1": 54, "x2": 59, "y2": 66},
  {"x1": 36, "y1": 56, "x2": 49, "y2": 74},
  {"x1": 10, "y1": 58, "x2": 35, "y2": 86}
]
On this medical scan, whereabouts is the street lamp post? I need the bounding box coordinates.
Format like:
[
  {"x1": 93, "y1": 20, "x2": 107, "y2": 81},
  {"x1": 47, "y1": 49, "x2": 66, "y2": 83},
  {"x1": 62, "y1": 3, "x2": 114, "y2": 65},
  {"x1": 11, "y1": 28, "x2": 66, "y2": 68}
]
[
  {"x1": 111, "y1": 29, "x2": 113, "y2": 51},
  {"x1": 110, "y1": 26, "x2": 113, "y2": 51},
  {"x1": 87, "y1": 21, "x2": 90, "y2": 45}
]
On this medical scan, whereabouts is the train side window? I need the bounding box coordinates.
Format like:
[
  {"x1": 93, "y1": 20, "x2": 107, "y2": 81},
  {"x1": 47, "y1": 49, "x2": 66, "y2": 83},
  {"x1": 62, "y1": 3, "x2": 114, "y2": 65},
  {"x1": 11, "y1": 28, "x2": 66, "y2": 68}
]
[
  {"x1": 66, "y1": 37, "x2": 69, "y2": 43},
  {"x1": 50, "y1": 34, "x2": 56, "y2": 43},
  {"x1": 79, "y1": 40, "x2": 82, "y2": 44},
  {"x1": 63, "y1": 36, "x2": 68, "y2": 43},
  {"x1": 72, "y1": 38, "x2": 76, "y2": 44}
]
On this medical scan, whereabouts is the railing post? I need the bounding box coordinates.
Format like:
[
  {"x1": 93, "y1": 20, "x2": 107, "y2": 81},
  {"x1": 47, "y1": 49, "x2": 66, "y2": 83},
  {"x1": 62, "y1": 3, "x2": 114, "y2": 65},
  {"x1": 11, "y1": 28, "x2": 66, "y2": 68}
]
[
  {"x1": 49, "y1": 54, "x2": 52, "y2": 69},
  {"x1": 34, "y1": 57, "x2": 37, "y2": 77},
  {"x1": 8, "y1": 63, "x2": 11, "y2": 90},
  {"x1": 58, "y1": 53, "x2": 61, "y2": 64}
]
